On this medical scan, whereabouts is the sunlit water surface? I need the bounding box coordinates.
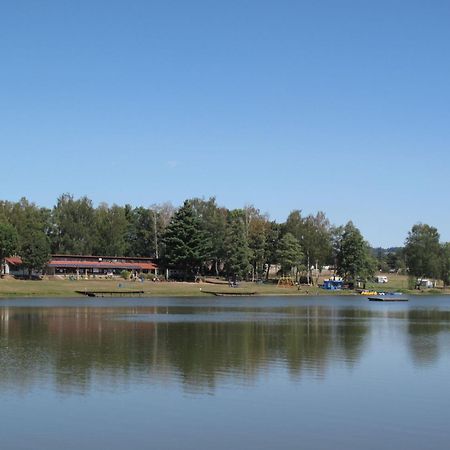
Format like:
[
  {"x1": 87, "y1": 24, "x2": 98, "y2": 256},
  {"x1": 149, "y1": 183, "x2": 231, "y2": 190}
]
[{"x1": 1, "y1": 296, "x2": 450, "y2": 449}]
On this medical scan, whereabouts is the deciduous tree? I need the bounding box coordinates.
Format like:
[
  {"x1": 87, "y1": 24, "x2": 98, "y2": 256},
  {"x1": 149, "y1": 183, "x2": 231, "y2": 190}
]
[
  {"x1": 404, "y1": 224, "x2": 441, "y2": 280},
  {"x1": 52, "y1": 194, "x2": 96, "y2": 254},
  {"x1": 336, "y1": 222, "x2": 375, "y2": 283},
  {"x1": 20, "y1": 227, "x2": 51, "y2": 278},
  {"x1": 264, "y1": 222, "x2": 281, "y2": 280},
  {"x1": 0, "y1": 222, "x2": 19, "y2": 275},
  {"x1": 285, "y1": 210, "x2": 333, "y2": 282},
  {"x1": 94, "y1": 203, "x2": 128, "y2": 256},
  {"x1": 440, "y1": 243, "x2": 450, "y2": 287},
  {"x1": 276, "y1": 232, "x2": 303, "y2": 277}
]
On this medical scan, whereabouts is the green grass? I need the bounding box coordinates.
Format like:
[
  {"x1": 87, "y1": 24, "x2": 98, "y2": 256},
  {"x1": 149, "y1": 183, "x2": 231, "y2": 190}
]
[
  {"x1": 0, "y1": 278, "x2": 334, "y2": 298},
  {"x1": 0, "y1": 274, "x2": 448, "y2": 298},
  {"x1": 362, "y1": 273, "x2": 448, "y2": 295},
  {"x1": 364, "y1": 273, "x2": 411, "y2": 291}
]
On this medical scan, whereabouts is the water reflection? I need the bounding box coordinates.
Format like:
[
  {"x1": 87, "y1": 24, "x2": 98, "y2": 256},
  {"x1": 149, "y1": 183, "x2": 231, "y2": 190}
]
[
  {"x1": 0, "y1": 301, "x2": 449, "y2": 394},
  {"x1": 406, "y1": 309, "x2": 450, "y2": 366}
]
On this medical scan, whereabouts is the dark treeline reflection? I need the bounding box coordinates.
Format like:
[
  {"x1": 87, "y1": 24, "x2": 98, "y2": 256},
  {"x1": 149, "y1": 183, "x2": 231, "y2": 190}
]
[
  {"x1": 406, "y1": 309, "x2": 450, "y2": 365},
  {"x1": 0, "y1": 306, "x2": 449, "y2": 393}
]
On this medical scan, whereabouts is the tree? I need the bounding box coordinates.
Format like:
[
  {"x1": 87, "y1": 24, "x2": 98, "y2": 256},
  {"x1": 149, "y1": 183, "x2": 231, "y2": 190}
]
[
  {"x1": 150, "y1": 202, "x2": 175, "y2": 260},
  {"x1": 163, "y1": 201, "x2": 210, "y2": 279},
  {"x1": 302, "y1": 213, "x2": 332, "y2": 267},
  {"x1": 248, "y1": 218, "x2": 268, "y2": 281},
  {"x1": 404, "y1": 224, "x2": 441, "y2": 281},
  {"x1": 125, "y1": 203, "x2": 175, "y2": 259},
  {"x1": 440, "y1": 243, "x2": 450, "y2": 287},
  {"x1": 223, "y1": 210, "x2": 251, "y2": 280},
  {"x1": 386, "y1": 248, "x2": 405, "y2": 273},
  {"x1": 3, "y1": 198, "x2": 50, "y2": 244},
  {"x1": 285, "y1": 210, "x2": 333, "y2": 283},
  {"x1": 264, "y1": 221, "x2": 281, "y2": 280},
  {"x1": 330, "y1": 225, "x2": 344, "y2": 269},
  {"x1": 244, "y1": 207, "x2": 270, "y2": 281},
  {"x1": 0, "y1": 222, "x2": 19, "y2": 275},
  {"x1": 124, "y1": 206, "x2": 153, "y2": 257},
  {"x1": 190, "y1": 197, "x2": 227, "y2": 276},
  {"x1": 276, "y1": 232, "x2": 303, "y2": 277},
  {"x1": 373, "y1": 247, "x2": 389, "y2": 272},
  {"x1": 336, "y1": 222, "x2": 375, "y2": 284},
  {"x1": 284, "y1": 210, "x2": 303, "y2": 239},
  {"x1": 20, "y1": 227, "x2": 51, "y2": 278},
  {"x1": 52, "y1": 194, "x2": 95, "y2": 254},
  {"x1": 285, "y1": 210, "x2": 307, "y2": 278},
  {"x1": 94, "y1": 203, "x2": 128, "y2": 256}
]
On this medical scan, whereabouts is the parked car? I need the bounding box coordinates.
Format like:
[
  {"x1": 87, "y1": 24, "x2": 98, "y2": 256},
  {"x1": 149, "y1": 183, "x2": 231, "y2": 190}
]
[{"x1": 375, "y1": 275, "x2": 388, "y2": 283}]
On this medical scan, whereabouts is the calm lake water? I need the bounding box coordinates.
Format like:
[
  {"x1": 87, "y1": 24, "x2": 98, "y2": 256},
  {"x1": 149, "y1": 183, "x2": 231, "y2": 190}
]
[{"x1": 1, "y1": 295, "x2": 450, "y2": 449}]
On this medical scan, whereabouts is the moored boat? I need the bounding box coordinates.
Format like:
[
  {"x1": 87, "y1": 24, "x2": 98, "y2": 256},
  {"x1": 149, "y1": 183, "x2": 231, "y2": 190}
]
[{"x1": 368, "y1": 294, "x2": 408, "y2": 302}]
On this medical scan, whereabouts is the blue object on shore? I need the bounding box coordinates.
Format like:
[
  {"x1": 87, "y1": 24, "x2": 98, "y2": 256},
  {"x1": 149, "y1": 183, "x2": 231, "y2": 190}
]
[{"x1": 322, "y1": 279, "x2": 343, "y2": 290}]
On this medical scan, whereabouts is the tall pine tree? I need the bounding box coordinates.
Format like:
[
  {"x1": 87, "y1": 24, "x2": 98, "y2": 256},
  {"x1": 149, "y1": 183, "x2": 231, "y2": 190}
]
[
  {"x1": 224, "y1": 210, "x2": 251, "y2": 280},
  {"x1": 163, "y1": 201, "x2": 210, "y2": 279}
]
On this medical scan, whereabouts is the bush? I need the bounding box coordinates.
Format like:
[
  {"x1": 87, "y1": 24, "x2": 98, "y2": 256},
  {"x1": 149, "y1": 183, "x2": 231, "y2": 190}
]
[
  {"x1": 120, "y1": 270, "x2": 131, "y2": 280},
  {"x1": 407, "y1": 277, "x2": 417, "y2": 290}
]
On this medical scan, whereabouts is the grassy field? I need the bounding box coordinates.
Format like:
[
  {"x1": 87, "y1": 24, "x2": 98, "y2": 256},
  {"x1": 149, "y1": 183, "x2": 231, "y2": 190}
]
[
  {"x1": 0, "y1": 273, "x2": 447, "y2": 298},
  {"x1": 0, "y1": 278, "x2": 324, "y2": 298},
  {"x1": 364, "y1": 273, "x2": 412, "y2": 291}
]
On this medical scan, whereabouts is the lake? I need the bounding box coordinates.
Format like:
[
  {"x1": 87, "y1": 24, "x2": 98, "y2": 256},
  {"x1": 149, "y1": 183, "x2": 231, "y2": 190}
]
[{"x1": 1, "y1": 295, "x2": 450, "y2": 449}]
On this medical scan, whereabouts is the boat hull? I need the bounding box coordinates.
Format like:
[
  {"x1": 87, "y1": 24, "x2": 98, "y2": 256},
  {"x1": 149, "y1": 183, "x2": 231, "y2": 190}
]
[{"x1": 368, "y1": 296, "x2": 408, "y2": 302}]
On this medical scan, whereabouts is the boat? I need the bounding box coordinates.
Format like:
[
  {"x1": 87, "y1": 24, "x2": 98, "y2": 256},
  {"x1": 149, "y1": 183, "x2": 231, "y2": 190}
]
[
  {"x1": 75, "y1": 290, "x2": 145, "y2": 298},
  {"x1": 201, "y1": 289, "x2": 256, "y2": 297},
  {"x1": 368, "y1": 293, "x2": 408, "y2": 302}
]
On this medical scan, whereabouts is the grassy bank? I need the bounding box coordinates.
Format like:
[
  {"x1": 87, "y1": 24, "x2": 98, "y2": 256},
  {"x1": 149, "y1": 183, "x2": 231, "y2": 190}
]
[
  {"x1": 0, "y1": 274, "x2": 448, "y2": 298},
  {"x1": 0, "y1": 278, "x2": 323, "y2": 298}
]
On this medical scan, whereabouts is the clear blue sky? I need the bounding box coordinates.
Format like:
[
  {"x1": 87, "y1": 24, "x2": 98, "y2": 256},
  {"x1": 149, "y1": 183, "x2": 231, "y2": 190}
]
[{"x1": 1, "y1": 0, "x2": 449, "y2": 247}]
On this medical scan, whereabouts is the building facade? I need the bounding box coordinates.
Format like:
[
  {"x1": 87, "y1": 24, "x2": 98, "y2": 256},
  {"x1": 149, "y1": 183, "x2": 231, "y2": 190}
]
[{"x1": 5, "y1": 255, "x2": 158, "y2": 278}]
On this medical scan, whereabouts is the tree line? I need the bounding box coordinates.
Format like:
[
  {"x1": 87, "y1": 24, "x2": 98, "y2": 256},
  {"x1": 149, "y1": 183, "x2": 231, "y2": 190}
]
[{"x1": 0, "y1": 194, "x2": 449, "y2": 285}]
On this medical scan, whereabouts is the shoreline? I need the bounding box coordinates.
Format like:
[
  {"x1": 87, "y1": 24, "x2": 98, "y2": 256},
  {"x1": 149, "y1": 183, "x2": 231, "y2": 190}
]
[{"x1": 0, "y1": 279, "x2": 448, "y2": 299}]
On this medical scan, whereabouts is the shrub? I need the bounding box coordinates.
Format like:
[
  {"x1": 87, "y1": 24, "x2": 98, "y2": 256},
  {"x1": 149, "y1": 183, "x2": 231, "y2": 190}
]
[{"x1": 120, "y1": 270, "x2": 131, "y2": 280}]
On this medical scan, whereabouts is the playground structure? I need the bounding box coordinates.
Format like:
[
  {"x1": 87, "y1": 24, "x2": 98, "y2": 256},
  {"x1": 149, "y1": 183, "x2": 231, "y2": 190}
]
[{"x1": 277, "y1": 276, "x2": 295, "y2": 287}]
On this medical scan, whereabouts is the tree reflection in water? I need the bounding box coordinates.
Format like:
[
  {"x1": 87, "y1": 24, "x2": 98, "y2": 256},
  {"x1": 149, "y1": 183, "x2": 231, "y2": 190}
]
[{"x1": 0, "y1": 302, "x2": 449, "y2": 394}]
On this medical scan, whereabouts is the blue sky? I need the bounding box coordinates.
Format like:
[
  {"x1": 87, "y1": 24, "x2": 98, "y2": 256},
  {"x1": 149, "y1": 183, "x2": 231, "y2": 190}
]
[{"x1": 1, "y1": 0, "x2": 449, "y2": 247}]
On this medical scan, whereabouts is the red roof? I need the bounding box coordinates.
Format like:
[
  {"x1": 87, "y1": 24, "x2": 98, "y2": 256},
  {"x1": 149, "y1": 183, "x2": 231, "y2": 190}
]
[
  {"x1": 47, "y1": 260, "x2": 157, "y2": 270},
  {"x1": 5, "y1": 256, "x2": 157, "y2": 270},
  {"x1": 51, "y1": 254, "x2": 154, "y2": 262},
  {"x1": 5, "y1": 257, "x2": 22, "y2": 266}
]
